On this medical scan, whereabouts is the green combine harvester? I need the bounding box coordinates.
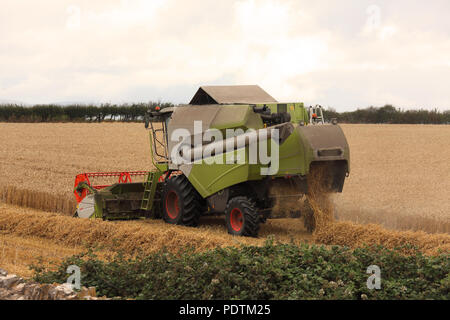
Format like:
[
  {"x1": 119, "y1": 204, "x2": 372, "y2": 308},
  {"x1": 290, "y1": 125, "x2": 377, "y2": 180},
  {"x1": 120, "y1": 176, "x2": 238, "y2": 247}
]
[{"x1": 74, "y1": 85, "x2": 350, "y2": 237}]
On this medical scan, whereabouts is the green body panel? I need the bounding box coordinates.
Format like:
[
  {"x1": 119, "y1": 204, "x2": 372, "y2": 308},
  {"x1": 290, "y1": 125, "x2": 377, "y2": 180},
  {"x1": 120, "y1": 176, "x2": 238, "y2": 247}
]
[
  {"x1": 262, "y1": 103, "x2": 309, "y2": 124},
  {"x1": 208, "y1": 106, "x2": 264, "y2": 139},
  {"x1": 167, "y1": 105, "x2": 264, "y2": 151},
  {"x1": 155, "y1": 163, "x2": 168, "y2": 172},
  {"x1": 185, "y1": 123, "x2": 349, "y2": 199},
  {"x1": 209, "y1": 105, "x2": 264, "y2": 131},
  {"x1": 93, "y1": 198, "x2": 103, "y2": 219},
  {"x1": 273, "y1": 127, "x2": 310, "y2": 176},
  {"x1": 188, "y1": 148, "x2": 250, "y2": 197}
]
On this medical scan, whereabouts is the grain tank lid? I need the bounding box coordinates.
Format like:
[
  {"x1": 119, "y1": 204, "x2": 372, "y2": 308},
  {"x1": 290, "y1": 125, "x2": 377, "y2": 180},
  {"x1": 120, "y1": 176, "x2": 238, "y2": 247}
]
[{"x1": 189, "y1": 85, "x2": 278, "y2": 105}]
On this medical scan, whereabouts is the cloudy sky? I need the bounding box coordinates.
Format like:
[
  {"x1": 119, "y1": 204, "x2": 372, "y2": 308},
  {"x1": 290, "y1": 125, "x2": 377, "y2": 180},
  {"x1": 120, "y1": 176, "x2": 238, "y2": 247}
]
[{"x1": 1, "y1": 0, "x2": 449, "y2": 111}]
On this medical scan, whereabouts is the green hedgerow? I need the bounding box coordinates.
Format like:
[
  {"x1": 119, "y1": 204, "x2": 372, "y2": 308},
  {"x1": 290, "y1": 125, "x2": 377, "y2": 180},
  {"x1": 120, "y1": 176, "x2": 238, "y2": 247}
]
[{"x1": 31, "y1": 241, "x2": 449, "y2": 300}]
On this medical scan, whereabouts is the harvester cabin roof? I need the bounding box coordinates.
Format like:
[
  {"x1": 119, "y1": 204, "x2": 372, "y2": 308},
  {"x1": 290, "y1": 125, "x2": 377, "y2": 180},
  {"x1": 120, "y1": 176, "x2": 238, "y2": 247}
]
[{"x1": 189, "y1": 85, "x2": 278, "y2": 105}]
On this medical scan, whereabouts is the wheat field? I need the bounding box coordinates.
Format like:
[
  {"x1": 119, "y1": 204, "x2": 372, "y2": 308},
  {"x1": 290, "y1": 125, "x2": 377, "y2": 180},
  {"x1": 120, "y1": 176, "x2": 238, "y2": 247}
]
[
  {"x1": 0, "y1": 123, "x2": 449, "y2": 276},
  {"x1": 0, "y1": 123, "x2": 448, "y2": 230},
  {"x1": 334, "y1": 124, "x2": 450, "y2": 233}
]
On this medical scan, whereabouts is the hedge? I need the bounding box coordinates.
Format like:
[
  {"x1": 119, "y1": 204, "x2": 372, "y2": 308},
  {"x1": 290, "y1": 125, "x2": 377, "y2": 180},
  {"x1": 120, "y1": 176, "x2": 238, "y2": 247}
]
[{"x1": 31, "y1": 241, "x2": 449, "y2": 300}]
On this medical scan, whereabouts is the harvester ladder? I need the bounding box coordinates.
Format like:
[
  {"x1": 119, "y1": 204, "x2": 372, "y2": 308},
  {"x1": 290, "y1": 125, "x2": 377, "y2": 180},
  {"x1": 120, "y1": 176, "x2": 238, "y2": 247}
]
[{"x1": 140, "y1": 171, "x2": 162, "y2": 212}]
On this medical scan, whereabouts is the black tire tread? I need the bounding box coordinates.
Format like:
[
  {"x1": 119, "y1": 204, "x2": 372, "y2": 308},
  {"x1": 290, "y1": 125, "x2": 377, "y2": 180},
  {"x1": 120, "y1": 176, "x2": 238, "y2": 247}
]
[
  {"x1": 162, "y1": 175, "x2": 202, "y2": 227},
  {"x1": 225, "y1": 196, "x2": 260, "y2": 237}
]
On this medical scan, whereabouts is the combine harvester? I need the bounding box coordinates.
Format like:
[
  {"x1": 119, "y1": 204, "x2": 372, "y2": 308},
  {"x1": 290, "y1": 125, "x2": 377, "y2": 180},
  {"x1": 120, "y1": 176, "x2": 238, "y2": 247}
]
[{"x1": 74, "y1": 86, "x2": 350, "y2": 237}]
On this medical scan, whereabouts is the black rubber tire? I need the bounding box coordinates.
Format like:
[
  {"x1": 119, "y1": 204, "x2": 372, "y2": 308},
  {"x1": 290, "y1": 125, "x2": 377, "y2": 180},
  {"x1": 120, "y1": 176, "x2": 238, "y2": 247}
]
[
  {"x1": 225, "y1": 196, "x2": 260, "y2": 237},
  {"x1": 161, "y1": 175, "x2": 202, "y2": 227}
]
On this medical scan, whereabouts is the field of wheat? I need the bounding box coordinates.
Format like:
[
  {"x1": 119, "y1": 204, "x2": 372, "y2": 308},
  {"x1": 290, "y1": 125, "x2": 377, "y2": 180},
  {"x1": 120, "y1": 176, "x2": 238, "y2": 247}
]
[
  {"x1": 0, "y1": 123, "x2": 449, "y2": 276},
  {"x1": 334, "y1": 124, "x2": 450, "y2": 233}
]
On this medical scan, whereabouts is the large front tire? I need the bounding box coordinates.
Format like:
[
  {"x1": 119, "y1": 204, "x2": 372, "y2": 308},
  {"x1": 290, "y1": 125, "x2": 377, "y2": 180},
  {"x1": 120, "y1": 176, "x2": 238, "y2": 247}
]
[
  {"x1": 225, "y1": 196, "x2": 260, "y2": 237},
  {"x1": 162, "y1": 175, "x2": 202, "y2": 227}
]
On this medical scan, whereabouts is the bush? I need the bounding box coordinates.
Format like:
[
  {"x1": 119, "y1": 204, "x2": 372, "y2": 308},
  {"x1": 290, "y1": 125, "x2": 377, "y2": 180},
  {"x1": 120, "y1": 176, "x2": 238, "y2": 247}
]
[{"x1": 31, "y1": 241, "x2": 449, "y2": 300}]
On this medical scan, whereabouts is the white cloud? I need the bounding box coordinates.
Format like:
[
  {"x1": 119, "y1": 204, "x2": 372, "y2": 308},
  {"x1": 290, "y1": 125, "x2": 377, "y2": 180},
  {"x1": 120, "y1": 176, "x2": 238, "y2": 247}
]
[
  {"x1": 0, "y1": 0, "x2": 449, "y2": 110},
  {"x1": 378, "y1": 26, "x2": 397, "y2": 40},
  {"x1": 72, "y1": 0, "x2": 166, "y2": 31}
]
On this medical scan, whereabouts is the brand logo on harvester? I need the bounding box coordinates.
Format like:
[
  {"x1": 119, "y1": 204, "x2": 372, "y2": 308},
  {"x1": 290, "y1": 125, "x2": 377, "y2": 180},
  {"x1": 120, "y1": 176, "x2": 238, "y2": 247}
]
[{"x1": 170, "y1": 121, "x2": 280, "y2": 175}]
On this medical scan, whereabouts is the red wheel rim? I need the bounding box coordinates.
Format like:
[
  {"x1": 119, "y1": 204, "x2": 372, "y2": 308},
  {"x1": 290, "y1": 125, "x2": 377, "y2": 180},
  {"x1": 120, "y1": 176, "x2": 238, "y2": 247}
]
[
  {"x1": 166, "y1": 191, "x2": 180, "y2": 219},
  {"x1": 230, "y1": 208, "x2": 244, "y2": 232}
]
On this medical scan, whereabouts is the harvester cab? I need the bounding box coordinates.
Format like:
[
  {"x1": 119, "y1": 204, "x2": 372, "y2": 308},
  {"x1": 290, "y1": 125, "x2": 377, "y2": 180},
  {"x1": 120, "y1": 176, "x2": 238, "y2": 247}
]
[
  {"x1": 144, "y1": 106, "x2": 173, "y2": 168},
  {"x1": 73, "y1": 85, "x2": 350, "y2": 237}
]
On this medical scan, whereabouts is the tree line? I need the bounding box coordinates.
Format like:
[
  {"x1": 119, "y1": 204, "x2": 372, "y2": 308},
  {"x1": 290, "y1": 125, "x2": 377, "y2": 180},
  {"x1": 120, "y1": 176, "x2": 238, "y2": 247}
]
[
  {"x1": 0, "y1": 102, "x2": 174, "y2": 122},
  {"x1": 0, "y1": 103, "x2": 448, "y2": 124},
  {"x1": 323, "y1": 105, "x2": 450, "y2": 124}
]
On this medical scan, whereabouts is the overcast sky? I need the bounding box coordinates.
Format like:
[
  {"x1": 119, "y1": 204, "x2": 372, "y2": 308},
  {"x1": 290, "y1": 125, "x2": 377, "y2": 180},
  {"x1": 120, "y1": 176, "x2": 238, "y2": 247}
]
[{"x1": 1, "y1": 0, "x2": 449, "y2": 111}]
